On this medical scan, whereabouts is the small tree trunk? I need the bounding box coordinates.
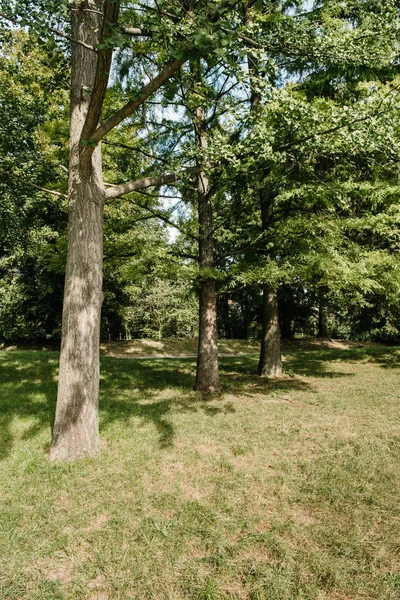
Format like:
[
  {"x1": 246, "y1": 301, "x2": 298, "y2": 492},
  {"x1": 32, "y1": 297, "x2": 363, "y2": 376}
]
[
  {"x1": 258, "y1": 287, "x2": 282, "y2": 377},
  {"x1": 257, "y1": 188, "x2": 283, "y2": 378},
  {"x1": 248, "y1": 52, "x2": 283, "y2": 378},
  {"x1": 317, "y1": 300, "x2": 329, "y2": 339},
  {"x1": 280, "y1": 317, "x2": 294, "y2": 340},
  {"x1": 50, "y1": 3, "x2": 105, "y2": 460},
  {"x1": 194, "y1": 101, "x2": 220, "y2": 392},
  {"x1": 196, "y1": 277, "x2": 220, "y2": 391}
]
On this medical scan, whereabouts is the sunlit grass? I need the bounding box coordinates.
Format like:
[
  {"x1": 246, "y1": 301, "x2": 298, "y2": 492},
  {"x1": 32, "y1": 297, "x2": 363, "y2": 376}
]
[
  {"x1": 100, "y1": 337, "x2": 261, "y2": 357},
  {"x1": 0, "y1": 345, "x2": 399, "y2": 599}
]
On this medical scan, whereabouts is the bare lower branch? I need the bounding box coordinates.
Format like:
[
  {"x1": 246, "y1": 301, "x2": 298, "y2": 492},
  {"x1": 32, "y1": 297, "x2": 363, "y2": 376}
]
[
  {"x1": 50, "y1": 26, "x2": 97, "y2": 52},
  {"x1": 105, "y1": 165, "x2": 201, "y2": 199},
  {"x1": 0, "y1": 11, "x2": 97, "y2": 52},
  {"x1": 0, "y1": 168, "x2": 67, "y2": 198}
]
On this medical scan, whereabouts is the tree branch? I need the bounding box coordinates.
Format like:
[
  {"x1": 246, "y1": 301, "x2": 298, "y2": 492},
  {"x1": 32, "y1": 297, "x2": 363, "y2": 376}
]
[
  {"x1": 105, "y1": 165, "x2": 201, "y2": 199},
  {"x1": 0, "y1": 168, "x2": 67, "y2": 198},
  {"x1": 82, "y1": 0, "x2": 240, "y2": 159},
  {"x1": 0, "y1": 11, "x2": 97, "y2": 52},
  {"x1": 121, "y1": 26, "x2": 152, "y2": 37},
  {"x1": 81, "y1": 1, "x2": 120, "y2": 147},
  {"x1": 81, "y1": 55, "x2": 188, "y2": 164},
  {"x1": 117, "y1": 197, "x2": 198, "y2": 241}
]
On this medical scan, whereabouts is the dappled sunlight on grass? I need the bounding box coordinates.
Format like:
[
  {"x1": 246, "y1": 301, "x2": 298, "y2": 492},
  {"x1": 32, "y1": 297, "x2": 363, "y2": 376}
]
[{"x1": 0, "y1": 351, "x2": 58, "y2": 459}]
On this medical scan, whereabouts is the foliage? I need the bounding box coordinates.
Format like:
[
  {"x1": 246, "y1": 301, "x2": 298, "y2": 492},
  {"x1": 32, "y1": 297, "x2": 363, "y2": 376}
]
[
  {"x1": 122, "y1": 278, "x2": 198, "y2": 339},
  {"x1": 0, "y1": 0, "x2": 399, "y2": 343},
  {"x1": 0, "y1": 31, "x2": 68, "y2": 339}
]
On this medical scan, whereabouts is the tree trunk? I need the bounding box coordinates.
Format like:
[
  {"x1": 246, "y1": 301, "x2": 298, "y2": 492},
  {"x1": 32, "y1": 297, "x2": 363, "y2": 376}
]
[
  {"x1": 257, "y1": 188, "x2": 282, "y2": 378},
  {"x1": 50, "y1": 3, "x2": 105, "y2": 461},
  {"x1": 248, "y1": 52, "x2": 283, "y2": 378},
  {"x1": 280, "y1": 308, "x2": 294, "y2": 339},
  {"x1": 194, "y1": 103, "x2": 220, "y2": 393},
  {"x1": 317, "y1": 299, "x2": 329, "y2": 339},
  {"x1": 196, "y1": 277, "x2": 220, "y2": 392},
  {"x1": 258, "y1": 287, "x2": 282, "y2": 376}
]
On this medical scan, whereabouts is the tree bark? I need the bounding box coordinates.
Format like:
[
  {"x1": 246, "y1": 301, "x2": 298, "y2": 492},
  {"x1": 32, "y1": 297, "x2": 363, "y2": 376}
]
[
  {"x1": 248, "y1": 51, "x2": 283, "y2": 378},
  {"x1": 194, "y1": 104, "x2": 221, "y2": 392},
  {"x1": 50, "y1": 2, "x2": 106, "y2": 461},
  {"x1": 257, "y1": 188, "x2": 282, "y2": 377},
  {"x1": 258, "y1": 287, "x2": 282, "y2": 376},
  {"x1": 317, "y1": 299, "x2": 329, "y2": 339}
]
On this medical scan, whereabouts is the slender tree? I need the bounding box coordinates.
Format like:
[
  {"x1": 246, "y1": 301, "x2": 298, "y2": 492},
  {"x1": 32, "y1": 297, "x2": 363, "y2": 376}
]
[{"x1": 191, "y1": 63, "x2": 221, "y2": 392}]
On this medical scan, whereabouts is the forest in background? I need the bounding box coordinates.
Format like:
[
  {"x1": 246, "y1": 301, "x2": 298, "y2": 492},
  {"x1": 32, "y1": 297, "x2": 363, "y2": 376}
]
[{"x1": 1, "y1": 1, "x2": 399, "y2": 346}]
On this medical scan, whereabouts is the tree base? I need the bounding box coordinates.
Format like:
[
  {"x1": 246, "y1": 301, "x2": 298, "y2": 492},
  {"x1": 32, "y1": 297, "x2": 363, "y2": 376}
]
[
  {"x1": 49, "y1": 442, "x2": 100, "y2": 462},
  {"x1": 258, "y1": 365, "x2": 283, "y2": 378},
  {"x1": 49, "y1": 422, "x2": 100, "y2": 462},
  {"x1": 194, "y1": 381, "x2": 222, "y2": 393}
]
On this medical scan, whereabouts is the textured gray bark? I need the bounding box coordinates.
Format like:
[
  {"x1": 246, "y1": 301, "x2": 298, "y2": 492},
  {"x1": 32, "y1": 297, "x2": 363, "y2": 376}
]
[
  {"x1": 50, "y1": 2, "x2": 105, "y2": 461},
  {"x1": 258, "y1": 287, "x2": 282, "y2": 377},
  {"x1": 194, "y1": 104, "x2": 221, "y2": 393},
  {"x1": 317, "y1": 299, "x2": 329, "y2": 339}
]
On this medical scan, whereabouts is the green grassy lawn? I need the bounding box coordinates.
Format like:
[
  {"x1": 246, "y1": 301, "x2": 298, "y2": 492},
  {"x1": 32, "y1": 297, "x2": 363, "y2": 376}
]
[{"x1": 0, "y1": 345, "x2": 399, "y2": 599}]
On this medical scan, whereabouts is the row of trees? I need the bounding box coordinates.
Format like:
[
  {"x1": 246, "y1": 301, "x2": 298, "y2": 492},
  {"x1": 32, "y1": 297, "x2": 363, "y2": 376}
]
[{"x1": 0, "y1": 0, "x2": 399, "y2": 460}]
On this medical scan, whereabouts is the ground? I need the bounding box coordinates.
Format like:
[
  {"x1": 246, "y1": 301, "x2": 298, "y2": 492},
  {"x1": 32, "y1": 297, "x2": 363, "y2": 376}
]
[{"x1": 0, "y1": 340, "x2": 399, "y2": 599}]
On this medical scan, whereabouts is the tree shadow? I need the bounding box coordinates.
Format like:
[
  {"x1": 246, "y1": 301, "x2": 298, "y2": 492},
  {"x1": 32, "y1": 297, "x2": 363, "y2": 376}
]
[
  {"x1": 99, "y1": 357, "x2": 234, "y2": 448},
  {"x1": 0, "y1": 351, "x2": 58, "y2": 460},
  {"x1": 218, "y1": 354, "x2": 353, "y2": 398},
  {"x1": 0, "y1": 345, "x2": 398, "y2": 460},
  {"x1": 284, "y1": 346, "x2": 400, "y2": 372}
]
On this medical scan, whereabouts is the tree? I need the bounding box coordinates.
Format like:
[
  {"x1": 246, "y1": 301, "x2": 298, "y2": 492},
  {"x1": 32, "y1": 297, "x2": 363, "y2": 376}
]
[
  {"x1": 1, "y1": 0, "x2": 254, "y2": 459},
  {"x1": 1, "y1": 0, "x2": 398, "y2": 459}
]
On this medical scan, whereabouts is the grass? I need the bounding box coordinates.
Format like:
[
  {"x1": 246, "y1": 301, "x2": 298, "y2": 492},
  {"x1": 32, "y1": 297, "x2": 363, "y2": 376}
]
[
  {"x1": 0, "y1": 343, "x2": 399, "y2": 599},
  {"x1": 100, "y1": 338, "x2": 261, "y2": 357}
]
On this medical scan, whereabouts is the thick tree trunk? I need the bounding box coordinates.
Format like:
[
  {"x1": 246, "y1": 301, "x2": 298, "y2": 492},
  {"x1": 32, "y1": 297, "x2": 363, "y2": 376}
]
[
  {"x1": 258, "y1": 287, "x2": 282, "y2": 376},
  {"x1": 194, "y1": 103, "x2": 220, "y2": 393},
  {"x1": 50, "y1": 2, "x2": 105, "y2": 460}
]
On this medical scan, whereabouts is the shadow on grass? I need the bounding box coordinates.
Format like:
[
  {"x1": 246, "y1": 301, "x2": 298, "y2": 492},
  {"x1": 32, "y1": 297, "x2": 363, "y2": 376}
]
[
  {"x1": 99, "y1": 357, "x2": 231, "y2": 448},
  {"x1": 0, "y1": 351, "x2": 58, "y2": 460},
  {"x1": 283, "y1": 346, "x2": 400, "y2": 376},
  {"x1": 0, "y1": 345, "x2": 398, "y2": 459}
]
